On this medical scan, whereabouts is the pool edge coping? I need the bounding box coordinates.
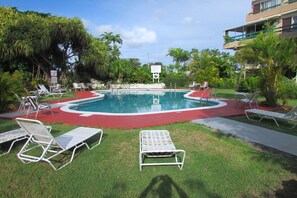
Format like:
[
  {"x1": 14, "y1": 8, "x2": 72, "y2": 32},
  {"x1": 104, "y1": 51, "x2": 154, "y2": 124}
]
[{"x1": 60, "y1": 90, "x2": 227, "y2": 117}]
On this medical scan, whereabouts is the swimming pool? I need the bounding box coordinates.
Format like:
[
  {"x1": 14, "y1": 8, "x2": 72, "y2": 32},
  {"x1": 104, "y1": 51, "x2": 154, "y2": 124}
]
[{"x1": 61, "y1": 90, "x2": 226, "y2": 116}]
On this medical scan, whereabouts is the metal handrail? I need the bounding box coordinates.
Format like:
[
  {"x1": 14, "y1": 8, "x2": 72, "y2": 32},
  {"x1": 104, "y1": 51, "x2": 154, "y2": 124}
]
[{"x1": 225, "y1": 24, "x2": 297, "y2": 43}]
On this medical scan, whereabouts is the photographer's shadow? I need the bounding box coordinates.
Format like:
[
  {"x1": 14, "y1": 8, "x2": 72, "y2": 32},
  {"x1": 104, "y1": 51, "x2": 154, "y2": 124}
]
[{"x1": 139, "y1": 175, "x2": 188, "y2": 198}]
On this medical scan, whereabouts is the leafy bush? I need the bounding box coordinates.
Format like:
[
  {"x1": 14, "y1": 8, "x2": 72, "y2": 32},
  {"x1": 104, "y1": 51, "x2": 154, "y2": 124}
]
[
  {"x1": 278, "y1": 77, "x2": 297, "y2": 105},
  {"x1": 131, "y1": 66, "x2": 151, "y2": 83},
  {"x1": 163, "y1": 73, "x2": 190, "y2": 88},
  {"x1": 237, "y1": 77, "x2": 259, "y2": 92},
  {"x1": 0, "y1": 70, "x2": 28, "y2": 112},
  {"x1": 216, "y1": 78, "x2": 236, "y2": 88}
]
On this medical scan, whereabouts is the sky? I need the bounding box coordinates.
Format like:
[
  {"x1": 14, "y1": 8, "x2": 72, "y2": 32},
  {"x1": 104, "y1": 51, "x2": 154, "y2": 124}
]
[{"x1": 0, "y1": 0, "x2": 251, "y2": 65}]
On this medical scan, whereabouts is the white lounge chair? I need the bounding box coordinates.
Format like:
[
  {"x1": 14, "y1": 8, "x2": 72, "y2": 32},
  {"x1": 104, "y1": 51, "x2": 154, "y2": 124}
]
[
  {"x1": 245, "y1": 107, "x2": 297, "y2": 129},
  {"x1": 50, "y1": 84, "x2": 67, "y2": 95},
  {"x1": 237, "y1": 90, "x2": 259, "y2": 108},
  {"x1": 15, "y1": 94, "x2": 31, "y2": 112},
  {"x1": 139, "y1": 130, "x2": 186, "y2": 171},
  {"x1": 73, "y1": 83, "x2": 82, "y2": 91},
  {"x1": 0, "y1": 128, "x2": 28, "y2": 156},
  {"x1": 16, "y1": 118, "x2": 103, "y2": 171},
  {"x1": 80, "y1": 83, "x2": 90, "y2": 91},
  {"x1": 38, "y1": 84, "x2": 62, "y2": 97},
  {"x1": 26, "y1": 97, "x2": 53, "y2": 119},
  {"x1": 189, "y1": 81, "x2": 197, "y2": 89},
  {"x1": 199, "y1": 81, "x2": 208, "y2": 89}
]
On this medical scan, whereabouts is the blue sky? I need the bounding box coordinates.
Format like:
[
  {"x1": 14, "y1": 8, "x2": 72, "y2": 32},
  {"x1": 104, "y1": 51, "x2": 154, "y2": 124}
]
[{"x1": 0, "y1": 0, "x2": 251, "y2": 65}]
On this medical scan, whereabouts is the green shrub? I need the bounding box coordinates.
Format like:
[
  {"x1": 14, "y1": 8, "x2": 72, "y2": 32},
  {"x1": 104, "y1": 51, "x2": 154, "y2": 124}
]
[
  {"x1": 237, "y1": 77, "x2": 259, "y2": 92},
  {"x1": 163, "y1": 73, "x2": 190, "y2": 88},
  {"x1": 0, "y1": 70, "x2": 28, "y2": 112},
  {"x1": 278, "y1": 77, "x2": 297, "y2": 105},
  {"x1": 216, "y1": 78, "x2": 236, "y2": 88}
]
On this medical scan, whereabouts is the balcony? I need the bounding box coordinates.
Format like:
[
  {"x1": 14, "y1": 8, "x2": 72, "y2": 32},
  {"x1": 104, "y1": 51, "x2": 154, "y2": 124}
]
[
  {"x1": 224, "y1": 24, "x2": 297, "y2": 49},
  {"x1": 251, "y1": 4, "x2": 281, "y2": 15},
  {"x1": 247, "y1": 1, "x2": 297, "y2": 23}
]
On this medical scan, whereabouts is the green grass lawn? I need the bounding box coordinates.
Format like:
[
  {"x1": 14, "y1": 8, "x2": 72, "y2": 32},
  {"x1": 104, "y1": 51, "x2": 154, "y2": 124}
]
[
  {"x1": 39, "y1": 92, "x2": 75, "y2": 103},
  {"x1": 0, "y1": 119, "x2": 296, "y2": 197}
]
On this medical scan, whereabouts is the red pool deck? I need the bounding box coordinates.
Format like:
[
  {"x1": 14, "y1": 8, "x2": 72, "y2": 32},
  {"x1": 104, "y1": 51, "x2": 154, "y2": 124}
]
[{"x1": 19, "y1": 90, "x2": 247, "y2": 129}]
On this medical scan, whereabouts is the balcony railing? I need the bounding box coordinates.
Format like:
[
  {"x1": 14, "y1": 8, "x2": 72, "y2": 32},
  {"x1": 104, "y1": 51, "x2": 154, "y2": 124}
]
[
  {"x1": 249, "y1": 4, "x2": 281, "y2": 15},
  {"x1": 224, "y1": 24, "x2": 297, "y2": 43}
]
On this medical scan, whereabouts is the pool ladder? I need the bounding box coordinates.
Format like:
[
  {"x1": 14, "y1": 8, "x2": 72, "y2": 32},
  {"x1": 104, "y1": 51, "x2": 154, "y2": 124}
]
[{"x1": 200, "y1": 88, "x2": 216, "y2": 102}]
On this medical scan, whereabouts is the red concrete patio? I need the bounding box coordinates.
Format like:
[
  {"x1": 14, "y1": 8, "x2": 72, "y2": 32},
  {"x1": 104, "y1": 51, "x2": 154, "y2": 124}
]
[{"x1": 19, "y1": 90, "x2": 247, "y2": 129}]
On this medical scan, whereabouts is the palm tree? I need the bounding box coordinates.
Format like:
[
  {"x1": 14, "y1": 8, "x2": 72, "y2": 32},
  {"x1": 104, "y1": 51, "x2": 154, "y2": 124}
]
[
  {"x1": 100, "y1": 32, "x2": 123, "y2": 60},
  {"x1": 240, "y1": 30, "x2": 297, "y2": 106},
  {"x1": 167, "y1": 48, "x2": 190, "y2": 72}
]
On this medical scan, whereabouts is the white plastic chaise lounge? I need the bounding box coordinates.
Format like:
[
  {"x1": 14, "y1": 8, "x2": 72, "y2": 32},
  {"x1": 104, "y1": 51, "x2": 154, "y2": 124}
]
[
  {"x1": 139, "y1": 130, "x2": 186, "y2": 171},
  {"x1": 245, "y1": 107, "x2": 297, "y2": 128},
  {"x1": 238, "y1": 90, "x2": 259, "y2": 108},
  {"x1": 199, "y1": 81, "x2": 208, "y2": 90},
  {"x1": 80, "y1": 83, "x2": 90, "y2": 91},
  {"x1": 73, "y1": 83, "x2": 82, "y2": 91},
  {"x1": 26, "y1": 97, "x2": 53, "y2": 119},
  {"x1": 38, "y1": 84, "x2": 62, "y2": 97},
  {"x1": 16, "y1": 118, "x2": 103, "y2": 171},
  {"x1": 0, "y1": 128, "x2": 28, "y2": 156}
]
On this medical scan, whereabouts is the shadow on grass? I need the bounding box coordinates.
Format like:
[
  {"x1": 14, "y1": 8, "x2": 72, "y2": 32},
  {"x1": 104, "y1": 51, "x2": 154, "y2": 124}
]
[
  {"x1": 140, "y1": 175, "x2": 188, "y2": 198},
  {"x1": 275, "y1": 179, "x2": 297, "y2": 198},
  {"x1": 199, "y1": 121, "x2": 297, "y2": 196}
]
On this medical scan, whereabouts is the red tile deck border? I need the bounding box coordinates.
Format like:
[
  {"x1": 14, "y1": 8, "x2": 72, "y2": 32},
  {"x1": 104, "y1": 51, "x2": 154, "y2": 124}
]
[{"x1": 18, "y1": 90, "x2": 248, "y2": 129}]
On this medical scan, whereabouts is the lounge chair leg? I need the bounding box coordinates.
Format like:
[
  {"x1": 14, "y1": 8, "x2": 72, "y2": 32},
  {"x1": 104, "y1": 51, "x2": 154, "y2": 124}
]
[{"x1": 139, "y1": 153, "x2": 143, "y2": 171}]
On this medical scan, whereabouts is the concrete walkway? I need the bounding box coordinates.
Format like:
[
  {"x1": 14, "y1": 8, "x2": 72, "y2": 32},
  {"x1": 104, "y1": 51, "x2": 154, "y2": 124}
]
[{"x1": 192, "y1": 117, "x2": 297, "y2": 157}]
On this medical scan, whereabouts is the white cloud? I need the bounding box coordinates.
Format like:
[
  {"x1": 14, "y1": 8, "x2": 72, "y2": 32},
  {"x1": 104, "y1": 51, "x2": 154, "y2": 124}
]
[
  {"x1": 122, "y1": 27, "x2": 157, "y2": 48},
  {"x1": 94, "y1": 25, "x2": 114, "y2": 34},
  {"x1": 82, "y1": 19, "x2": 157, "y2": 48},
  {"x1": 182, "y1": 16, "x2": 192, "y2": 24}
]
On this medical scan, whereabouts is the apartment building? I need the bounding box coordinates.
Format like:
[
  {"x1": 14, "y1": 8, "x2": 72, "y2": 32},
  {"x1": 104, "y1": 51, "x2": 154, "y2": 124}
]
[{"x1": 224, "y1": 0, "x2": 297, "y2": 49}]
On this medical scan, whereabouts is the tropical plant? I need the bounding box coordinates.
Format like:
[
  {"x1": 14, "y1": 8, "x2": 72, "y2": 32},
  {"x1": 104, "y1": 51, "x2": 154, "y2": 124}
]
[
  {"x1": 238, "y1": 29, "x2": 297, "y2": 106},
  {"x1": 167, "y1": 48, "x2": 190, "y2": 70},
  {"x1": 0, "y1": 70, "x2": 28, "y2": 112},
  {"x1": 188, "y1": 49, "x2": 236, "y2": 87},
  {"x1": 0, "y1": 7, "x2": 98, "y2": 84},
  {"x1": 100, "y1": 32, "x2": 123, "y2": 61},
  {"x1": 278, "y1": 77, "x2": 297, "y2": 105},
  {"x1": 79, "y1": 35, "x2": 110, "y2": 80}
]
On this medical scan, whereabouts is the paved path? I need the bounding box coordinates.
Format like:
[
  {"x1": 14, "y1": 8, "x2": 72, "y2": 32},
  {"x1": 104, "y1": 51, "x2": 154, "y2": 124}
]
[{"x1": 192, "y1": 117, "x2": 297, "y2": 157}]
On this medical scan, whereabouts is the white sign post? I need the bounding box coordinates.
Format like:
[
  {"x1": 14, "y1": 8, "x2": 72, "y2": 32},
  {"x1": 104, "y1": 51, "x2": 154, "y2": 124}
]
[
  {"x1": 151, "y1": 65, "x2": 161, "y2": 83},
  {"x1": 50, "y1": 70, "x2": 58, "y2": 84}
]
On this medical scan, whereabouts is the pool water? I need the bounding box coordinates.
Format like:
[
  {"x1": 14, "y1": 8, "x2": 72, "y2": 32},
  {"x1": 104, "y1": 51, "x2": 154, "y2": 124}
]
[{"x1": 69, "y1": 90, "x2": 218, "y2": 114}]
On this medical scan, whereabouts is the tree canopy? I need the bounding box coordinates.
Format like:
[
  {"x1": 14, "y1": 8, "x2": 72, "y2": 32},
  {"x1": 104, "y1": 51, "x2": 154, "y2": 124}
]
[
  {"x1": 238, "y1": 29, "x2": 297, "y2": 106},
  {"x1": 0, "y1": 6, "x2": 109, "y2": 84}
]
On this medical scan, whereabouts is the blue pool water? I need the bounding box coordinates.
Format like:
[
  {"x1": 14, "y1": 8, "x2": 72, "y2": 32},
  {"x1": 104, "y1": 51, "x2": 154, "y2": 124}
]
[{"x1": 69, "y1": 90, "x2": 218, "y2": 114}]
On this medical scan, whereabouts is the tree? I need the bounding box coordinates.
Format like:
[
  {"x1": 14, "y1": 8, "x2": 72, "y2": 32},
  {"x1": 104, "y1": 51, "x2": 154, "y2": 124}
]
[
  {"x1": 100, "y1": 32, "x2": 123, "y2": 61},
  {"x1": 0, "y1": 7, "x2": 112, "y2": 86},
  {"x1": 188, "y1": 49, "x2": 236, "y2": 86},
  {"x1": 239, "y1": 30, "x2": 297, "y2": 106},
  {"x1": 167, "y1": 48, "x2": 190, "y2": 69},
  {"x1": 79, "y1": 35, "x2": 110, "y2": 80}
]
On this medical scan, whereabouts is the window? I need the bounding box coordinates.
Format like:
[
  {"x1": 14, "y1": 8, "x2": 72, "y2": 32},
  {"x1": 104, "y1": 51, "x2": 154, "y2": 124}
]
[
  {"x1": 282, "y1": 17, "x2": 292, "y2": 32},
  {"x1": 253, "y1": 4, "x2": 261, "y2": 13},
  {"x1": 260, "y1": 0, "x2": 282, "y2": 11}
]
